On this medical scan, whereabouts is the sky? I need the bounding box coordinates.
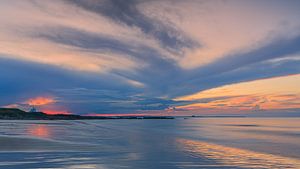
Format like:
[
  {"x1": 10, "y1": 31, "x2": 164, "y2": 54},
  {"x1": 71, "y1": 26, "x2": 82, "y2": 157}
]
[{"x1": 0, "y1": 0, "x2": 300, "y2": 116}]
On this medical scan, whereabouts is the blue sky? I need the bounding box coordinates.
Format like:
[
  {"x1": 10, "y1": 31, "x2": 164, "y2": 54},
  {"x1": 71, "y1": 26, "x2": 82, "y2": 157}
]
[{"x1": 0, "y1": 0, "x2": 300, "y2": 116}]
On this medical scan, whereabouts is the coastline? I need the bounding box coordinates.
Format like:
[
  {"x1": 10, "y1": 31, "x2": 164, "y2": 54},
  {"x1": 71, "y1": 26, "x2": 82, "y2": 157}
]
[{"x1": 0, "y1": 108, "x2": 174, "y2": 120}]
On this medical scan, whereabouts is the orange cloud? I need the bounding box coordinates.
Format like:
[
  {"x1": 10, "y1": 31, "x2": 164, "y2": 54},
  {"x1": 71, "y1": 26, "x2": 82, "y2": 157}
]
[
  {"x1": 176, "y1": 94, "x2": 300, "y2": 113},
  {"x1": 175, "y1": 74, "x2": 300, "y2": 113},
  {"x1": 27, "y1": 97, "x2": 55, "y2": 106}
]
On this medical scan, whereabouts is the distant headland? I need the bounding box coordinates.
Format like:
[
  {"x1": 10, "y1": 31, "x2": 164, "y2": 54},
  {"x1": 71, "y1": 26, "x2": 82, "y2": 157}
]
[{"x1": 0, "y1": 108, "x2": 174, "y2": 120}]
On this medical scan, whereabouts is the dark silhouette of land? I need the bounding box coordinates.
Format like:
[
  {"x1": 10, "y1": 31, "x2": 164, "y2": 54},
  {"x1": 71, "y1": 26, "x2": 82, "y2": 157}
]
[{"x1": 0, "y1": 108, "x2": 174, "y2": 120}]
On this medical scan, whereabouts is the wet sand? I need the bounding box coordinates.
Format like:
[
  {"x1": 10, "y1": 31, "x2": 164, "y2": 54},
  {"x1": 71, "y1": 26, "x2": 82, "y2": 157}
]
[{"x1": 0, "y1": 118, "x2": 300, "y2": 168}]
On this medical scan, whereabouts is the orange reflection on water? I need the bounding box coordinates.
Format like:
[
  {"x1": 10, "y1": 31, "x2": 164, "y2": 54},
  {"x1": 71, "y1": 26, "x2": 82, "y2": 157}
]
[
  {"x1": 27, "y1": 124, "x2": 51, "y2": 138},
  {"x1": 177, "y1": 138, "x2": 300, "y2": 168}
]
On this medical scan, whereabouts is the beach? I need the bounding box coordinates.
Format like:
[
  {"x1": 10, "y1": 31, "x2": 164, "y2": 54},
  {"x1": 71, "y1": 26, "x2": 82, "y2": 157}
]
[{"x1": 0, "y1": 118, "x2": 299, "y2": 169}]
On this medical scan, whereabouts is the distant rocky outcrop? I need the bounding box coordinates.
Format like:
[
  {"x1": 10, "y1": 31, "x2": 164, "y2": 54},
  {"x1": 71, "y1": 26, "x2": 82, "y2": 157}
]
[
  {"x1": 0, "y1": 108, "x2": 91, "y2": 120},
  {"x1": 0, "y1": 108, "x2": 174, "y2": 120}
]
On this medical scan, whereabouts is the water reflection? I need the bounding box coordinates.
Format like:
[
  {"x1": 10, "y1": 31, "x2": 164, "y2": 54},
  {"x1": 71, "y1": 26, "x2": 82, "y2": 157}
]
[
  {"x1": 177, "y1": 138, "x2": 300, "y2": 169},
  {"x1": 27, "y1": 124, "x2": 51, "y2": 138},
  {"x1": 0, "y1": 119, "x2": 299, "y2": 169}
]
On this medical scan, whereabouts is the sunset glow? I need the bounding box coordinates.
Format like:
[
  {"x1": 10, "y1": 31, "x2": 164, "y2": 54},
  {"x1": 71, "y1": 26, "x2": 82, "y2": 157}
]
[
  {"x1": 86, "y1": 113, "x2": 148, "y2": 117},
  {"x1": 175, "y1": 74, "x2": 300, "y2": 113},
  {"x1": 42, "y1": 110, "x2": 71, "y2": 115}
]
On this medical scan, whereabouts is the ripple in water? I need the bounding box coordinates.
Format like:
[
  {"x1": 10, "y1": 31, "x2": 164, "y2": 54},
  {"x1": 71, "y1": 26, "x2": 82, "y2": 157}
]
[{"x1": 177, "y1": 138, "x2": 300, "y2": 169}]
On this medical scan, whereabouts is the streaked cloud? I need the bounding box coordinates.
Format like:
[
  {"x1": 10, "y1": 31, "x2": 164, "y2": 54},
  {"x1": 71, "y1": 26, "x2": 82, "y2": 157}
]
[
  {"x1": 176, "y1": 75, "x2": 300, "y2": 115},
  {"x1": 1, "y1": 0, "x2": 300, "y2": 116},
  {"x1": 138, "y1": 0, "x2": 300, "y2": 68}
]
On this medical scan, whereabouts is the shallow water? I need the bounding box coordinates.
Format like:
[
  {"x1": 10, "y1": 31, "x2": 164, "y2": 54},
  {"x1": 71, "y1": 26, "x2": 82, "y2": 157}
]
[{"x1": 0, "y1": 118, "x2": 299, "y2": 168}]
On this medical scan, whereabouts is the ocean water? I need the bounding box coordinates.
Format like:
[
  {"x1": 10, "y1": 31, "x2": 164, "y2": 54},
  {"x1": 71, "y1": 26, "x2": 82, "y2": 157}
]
[{"x1": 0, "y1": 118, "x2": 299, "y2": 169}]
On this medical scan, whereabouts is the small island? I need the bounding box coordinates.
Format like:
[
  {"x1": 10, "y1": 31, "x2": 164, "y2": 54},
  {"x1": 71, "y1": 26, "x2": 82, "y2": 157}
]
[{"x1": 0, "y1": 108, "x2": 174, "y2": 120}]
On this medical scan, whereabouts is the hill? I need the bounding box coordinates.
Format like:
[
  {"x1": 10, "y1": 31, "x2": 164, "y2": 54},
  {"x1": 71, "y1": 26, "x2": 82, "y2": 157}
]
[
  {"x1": 0, "y1": 108, "x2": 93, "y2": 120},
  {"x1": 0, "y1": 108, "x2": 174, "y2": 120}
]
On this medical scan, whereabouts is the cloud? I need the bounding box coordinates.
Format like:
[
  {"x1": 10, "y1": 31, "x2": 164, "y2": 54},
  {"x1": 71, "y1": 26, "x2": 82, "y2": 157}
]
[
  {"x1": 26, "y1": 97, "x2": 56, "y2": 106},
  {"x1": 138, "y1": 0, "x2": 300, "y2": 68},
  {"x1": 0, "y1": 0, "x2": 174, "y2": 72},
  {"x1": 68, "y1": 0, "x2": 199, "y2": 53},
  {"x1": 0, "y1": 57, "x2": 144, "y2": 113},
  {"x1": 1, "y1": 0, "x2": 300, "y2": 116},
  {"x1": 176, "y1": 75, "x2": 300, "y2": 115}
]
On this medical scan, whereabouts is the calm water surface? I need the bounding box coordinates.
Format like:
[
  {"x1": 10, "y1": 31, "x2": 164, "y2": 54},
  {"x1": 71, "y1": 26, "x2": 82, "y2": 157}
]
[{"x1": 0, "y1": 118, "x2": 299, "y2": 169}]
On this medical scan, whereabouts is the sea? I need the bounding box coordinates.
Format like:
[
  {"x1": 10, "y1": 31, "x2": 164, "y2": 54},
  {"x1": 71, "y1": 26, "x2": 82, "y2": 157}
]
[{"x1": 0, "y1": 118, "x2": 299, "y2": 169}]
